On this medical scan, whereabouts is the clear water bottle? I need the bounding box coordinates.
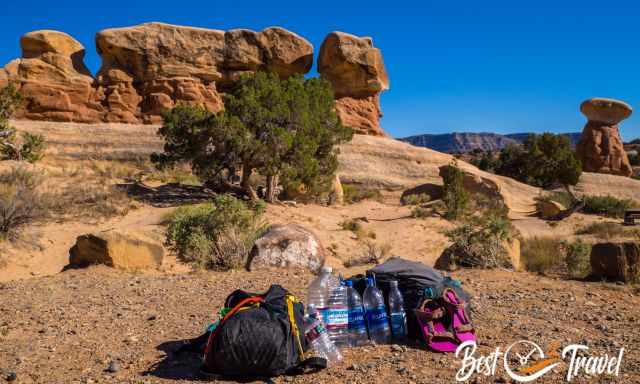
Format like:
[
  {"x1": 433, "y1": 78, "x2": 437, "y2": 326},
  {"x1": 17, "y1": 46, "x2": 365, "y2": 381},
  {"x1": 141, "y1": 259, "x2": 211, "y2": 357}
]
[
  {"x1": 304, "y1": 304, "x2": 343, "y2": 364},
  {"x1": 363, "y1": 277, "x2": 391, "y2": 345},
  {"x1": 388, "y1": 280, "x2": 408, "y2": 342},
  {"x1": 345, "y1": 280, "x2": 369, "y2": 346},
  {"x1": 325, "y1": 283, "x2": 349, "y2": 348},
  {"x1": 307, "y1": 266, "x2": 339, "y2": 324}
]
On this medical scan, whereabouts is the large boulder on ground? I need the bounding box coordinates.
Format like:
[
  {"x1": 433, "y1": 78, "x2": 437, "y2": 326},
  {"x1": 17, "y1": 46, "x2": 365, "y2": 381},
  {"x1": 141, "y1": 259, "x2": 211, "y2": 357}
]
[
  {"x1": 95, "y1": 22, "x2": 313, "y2": 123},
  {"x1": 1, "y1": 30, "x2": 104, "y2": 122},
  {"x1": 576, "y1": 98, "x2": 633, "y2": 177},
  {"x1": 69, "y1": 230, "x2": 164, "y2": 270},
  {"x1": 590, "y1": 242, "x2": 640, "y2": 283},
  {"x1": 435, "y1": 239, "x2": 521, "y2": 271},
  {"x1": 247, "y1": 224, "x2": 325, "y2": 272},
  {"x1": 318, "y1": 31, "x2": 389, "y2": 136},
  {"x1": 537, "y1": 200, "x2": 566, "y2": 219}
]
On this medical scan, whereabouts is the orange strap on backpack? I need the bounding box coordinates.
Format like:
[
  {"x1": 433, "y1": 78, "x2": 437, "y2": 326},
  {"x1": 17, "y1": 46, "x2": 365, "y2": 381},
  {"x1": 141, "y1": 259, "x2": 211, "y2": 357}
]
[{"x1": 203, "y1": 296, "x2": 265, "y2": 355}]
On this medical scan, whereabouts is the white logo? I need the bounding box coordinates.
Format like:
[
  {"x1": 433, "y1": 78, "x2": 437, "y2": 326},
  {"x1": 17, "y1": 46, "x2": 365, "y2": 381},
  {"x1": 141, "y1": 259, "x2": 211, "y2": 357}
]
[{"x1": 455, "y1": 340, "x2": 624, "y2": 382}]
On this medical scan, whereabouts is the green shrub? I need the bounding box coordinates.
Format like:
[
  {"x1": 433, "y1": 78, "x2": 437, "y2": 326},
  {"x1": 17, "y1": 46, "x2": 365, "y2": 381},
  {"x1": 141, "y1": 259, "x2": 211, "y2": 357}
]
[
  {"x1": 165, "y1": 194, "x2": 266, "y2": 270},
  {"x1": 564, "y1": 240, "x2": 591, "y2": 279},
  {"x1": 410, "y1": 206, "x2": 432, "y2": 219},
  {"x1": 402, "y1": 193, "x2": 431, "y2": 206},
  {"x1": 576, "y1": 222, "x2": 625, "y2": 240},
  {"x1": 0, "y1": 166, "x2": 47, "y2": 239},
  {"x1": 521, "y1": 237, "x2": 564, "y2": 273},
  {"x1": 342, "y1": 184, "x2": 383, "y2": 204},
  {"x1": 0, "y1": 84, "x2": 45, "y2": 163},
  {"x1": 583, "y1": 195, "x2": 638, "y2": 218},
  {"x1": 443, "y1": 206, "x2": 513, "y2": 268},
  {"x1": 343, "y1": 241, "x2": 391, "y2": 267},
  {"x1": 441, "y1": 160, "x2": 470, "y2": 220}
]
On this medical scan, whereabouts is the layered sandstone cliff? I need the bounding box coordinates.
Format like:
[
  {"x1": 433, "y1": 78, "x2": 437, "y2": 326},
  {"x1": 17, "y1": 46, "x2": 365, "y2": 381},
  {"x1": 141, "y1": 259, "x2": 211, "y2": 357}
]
[{"x1": 1, "y1": 23, "x2": 388, "y2": 134}]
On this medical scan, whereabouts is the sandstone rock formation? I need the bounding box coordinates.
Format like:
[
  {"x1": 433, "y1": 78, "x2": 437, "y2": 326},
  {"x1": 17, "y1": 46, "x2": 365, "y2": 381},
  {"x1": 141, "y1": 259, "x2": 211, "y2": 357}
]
[
  {"x1": 318, "y1": 32, "x2": 389, "y2": 136},
  {"x1": 0, "y1": 30, "x2": 103, "y2": 122},
  {"x1": 69, "y1": 230, "x2": 165, "y2": 270},
  {"x1": 247, "y1": 224, "x2": 325, "y2": 272},
  {"x1": 576, "y1": 98, "x2": 633, "y2": 177},
  {"x1": 537, "y1": 200, "x2": 566, "y2": 219},
  {"x1": 95, "y1": 22, "x2": 313, "y2": 123},
  {"x1": 2, "y1": 23, "x2": 314, "y2": 124},
  {"x1": 590, "y1": 242, "x2": 640, "y2": 282}
]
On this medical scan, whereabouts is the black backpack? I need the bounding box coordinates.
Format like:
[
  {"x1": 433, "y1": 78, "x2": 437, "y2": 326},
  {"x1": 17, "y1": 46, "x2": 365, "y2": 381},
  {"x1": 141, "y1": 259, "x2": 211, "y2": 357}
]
[
  {"x1": 201, "y1": 285, "x2": 326, "y2": 378},
  {"x1": 350, "y1": 257, "x2": 472, "y2": 340}
]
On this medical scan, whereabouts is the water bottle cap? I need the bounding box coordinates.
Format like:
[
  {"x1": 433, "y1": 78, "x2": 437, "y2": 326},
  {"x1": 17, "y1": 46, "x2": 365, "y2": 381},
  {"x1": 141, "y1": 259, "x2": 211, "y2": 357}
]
[
  {"x1": 344, "y1": 280, "x2": 353, "y2": 287},
  {"x1": 366, "y1": 277, "x2": 374, "y2": 287},
  {"x1": 320, "y1": 266, "x2": 333, "y2": 274},
  {"x1": 307, "y1": 304, "x2": 317, "y2": 314},
  {"x1": 390, "y1": 280, "x2": 398, "y2": 287}
]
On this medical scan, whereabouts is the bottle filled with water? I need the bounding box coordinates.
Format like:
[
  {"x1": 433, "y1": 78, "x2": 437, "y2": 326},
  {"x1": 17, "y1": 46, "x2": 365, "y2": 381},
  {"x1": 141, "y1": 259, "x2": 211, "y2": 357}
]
[
  {"x1": 325, "y1": 282, "x2": 349, "y2": 348},
  {"x1": 307, "y1": 266, "x2": 339, "y2": 325},
  {"x1": 363, "y1": 277, "x2": 391, "y2": 345},
  {"x1": 303, "y1": 304, "x2": 343, "y2": 364},
  {"x1": 345, "y1": 280, "x2": 369, "y2": 346},
  {"x1": 387, "y1": 280, "x2": 408, "y2": 342}
]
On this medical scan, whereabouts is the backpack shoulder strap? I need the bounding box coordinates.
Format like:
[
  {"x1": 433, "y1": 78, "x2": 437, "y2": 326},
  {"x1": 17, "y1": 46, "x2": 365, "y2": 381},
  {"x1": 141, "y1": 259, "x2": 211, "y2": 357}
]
[
  {"x1": 203, "y1": 296, "x2": 264, "y2": 356},
  {"x1": 285, "y1": 294, "x2": 305, "y2": 359}
]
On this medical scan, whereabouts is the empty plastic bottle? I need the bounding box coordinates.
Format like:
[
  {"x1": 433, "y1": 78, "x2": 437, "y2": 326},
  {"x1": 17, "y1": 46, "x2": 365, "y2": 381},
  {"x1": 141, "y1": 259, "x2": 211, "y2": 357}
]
[
  {"x1": 345, "y1": 280, "x2": 369, "y2": 346},
  {"x1": 388, "y1": 280, "x2": 408, "y2": 342},
  {"x1": 363, "y1": 277, "x2": 391, "y2": 345},
  {"x1": 325, "y1": 282, "x2": 349, "y2": 348},
  {"x1": 303, "y1": 304, "x2": 343, "y2": 364},
  {"x1": 307, "y1": 266, "x2": 340, "y2": 325}
]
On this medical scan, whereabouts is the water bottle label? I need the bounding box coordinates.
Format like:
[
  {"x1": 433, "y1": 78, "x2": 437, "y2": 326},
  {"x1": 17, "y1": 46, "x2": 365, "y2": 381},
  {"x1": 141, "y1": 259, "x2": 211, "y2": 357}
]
[
  {"x1": 348, "y1": 308, "x2": 367, "y2": 331},
  {"x1": 325, "y1": 306, "x2": 348, "y2": 330},
  {"x1": 390, "y1": 311, "x2": 407, "y2": 336},
  {"x1": 305, "y1": 323, "x2": 327, "y2": 343},
  {"x1": 317, "y1": 307, "x2": 329, "y2": 323},
  {"x1": 366, "y1": 307, "x2": 389, "y2": 332}
]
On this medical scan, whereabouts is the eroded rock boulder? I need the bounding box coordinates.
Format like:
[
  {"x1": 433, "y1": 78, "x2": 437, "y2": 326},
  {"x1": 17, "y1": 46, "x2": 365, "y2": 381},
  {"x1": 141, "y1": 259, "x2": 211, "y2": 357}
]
[
  {"x1": 318, "y1": 32, "x2": 389, "y2": 136},
  {"x1": 537, "y1": 200, "x2": 566, "y2": 219},
  {"x1": 2, "y1": 30, "x2": 103, "y2": 122},
  {"x1": 69, "y1": 229, "x2": 164, "y2": 270},
  {"x1": 590, "y1": 242, "x2": 640, "y2": 282},
  {"x1": 576, "y1": 98, "x2": 633, "y2": 177},
  {"x1": 247, "y1": 224, "x2": 325, "y2": 272},
  {"x1": 96, "y1": 22, "x2": 313, "y2": 123}
]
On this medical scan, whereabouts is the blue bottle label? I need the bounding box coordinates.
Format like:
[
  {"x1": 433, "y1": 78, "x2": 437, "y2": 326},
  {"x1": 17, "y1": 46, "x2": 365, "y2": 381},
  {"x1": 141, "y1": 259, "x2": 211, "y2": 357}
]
[
  {"x1": 348, "y1": 307, "x2": 367, "y2": 331},
  {"x1": 366, "y1": 307, "x2": 389, "y2": 332},
  {"x1": 325, "y1": 306, "x2": 348, "y2": 330},
  {"x1": 390, "y1": 311, "x2": 407, "y2": 336}
]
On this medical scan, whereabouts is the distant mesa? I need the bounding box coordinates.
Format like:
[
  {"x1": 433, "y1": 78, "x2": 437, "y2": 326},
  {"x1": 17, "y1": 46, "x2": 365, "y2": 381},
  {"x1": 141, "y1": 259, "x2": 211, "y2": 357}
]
[
  {"x1": 576, "y1": 97, "x2": 633, "y2": 177},
  {"x1": 399, "y1": 132, "x2": 583, "y2": 153},
  {"x1": 0, "y1": 23, "x2": 389, "y2": 135}
]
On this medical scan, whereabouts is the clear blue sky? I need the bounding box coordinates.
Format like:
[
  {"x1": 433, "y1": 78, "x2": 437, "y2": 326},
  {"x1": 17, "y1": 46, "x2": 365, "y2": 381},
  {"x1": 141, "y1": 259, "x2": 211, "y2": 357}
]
[{"x1": 1, "y1": 0, "x2": 638, "y2": 140}]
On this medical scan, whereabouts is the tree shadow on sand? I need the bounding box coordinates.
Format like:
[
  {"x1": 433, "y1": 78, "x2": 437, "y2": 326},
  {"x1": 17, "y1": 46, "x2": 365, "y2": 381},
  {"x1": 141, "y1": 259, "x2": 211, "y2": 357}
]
[{"x1": 119, "y1": 182, "x2": 216, "y2": 208}]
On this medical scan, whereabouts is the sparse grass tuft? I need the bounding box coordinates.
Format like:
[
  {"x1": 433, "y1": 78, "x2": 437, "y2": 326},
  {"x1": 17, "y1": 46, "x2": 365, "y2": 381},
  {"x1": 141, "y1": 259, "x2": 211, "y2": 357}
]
[
  {"x1": 565, "y1": 240, "x2": 591, "y2": 279},
  {"x1": 0, "y1": 166, "x2": 47, "y2": 239},
  {"x1": 343, "y1": 241, "x2": 391, "y2": 267},
  {"x1": 521, "y1": 237, "x2": 564, "y2": 273},
  {"x1": 576, "y1": 222, "x2": 625, "y2": 240},
  {"x1": 342, "y1": 184, "x2": 383, "y2": 204},
  {"x1": 583, "y1": 195, "x2": 638, "y2": 218}
]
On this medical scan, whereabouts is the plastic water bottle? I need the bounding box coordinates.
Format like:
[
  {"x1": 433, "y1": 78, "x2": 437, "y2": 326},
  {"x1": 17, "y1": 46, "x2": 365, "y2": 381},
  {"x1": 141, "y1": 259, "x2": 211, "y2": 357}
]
[
  {"x1": 307, "y1": 266, "x2": 339, "y2": 325},
  {"x1": 363, "y1": 277, "x2": 391, "y2": 345},
  {"x1": 345, "y1": 280, "x2": 369, "y2": 346},
  {"x1": 325, "y1": 282, "x2": 349, "y2": 348},
  {"x1": 388, "y1": 280, "x2": 408, "y2": 342},
  {"x1": 304, "y1": 304, "x2": 343, "y2": 364}
]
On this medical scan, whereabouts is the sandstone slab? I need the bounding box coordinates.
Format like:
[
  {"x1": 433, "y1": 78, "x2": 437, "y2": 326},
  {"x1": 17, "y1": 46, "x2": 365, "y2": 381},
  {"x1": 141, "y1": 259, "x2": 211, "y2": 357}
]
[{"x1": 69, "y1": 230, "x2": 164, "y2": 270}]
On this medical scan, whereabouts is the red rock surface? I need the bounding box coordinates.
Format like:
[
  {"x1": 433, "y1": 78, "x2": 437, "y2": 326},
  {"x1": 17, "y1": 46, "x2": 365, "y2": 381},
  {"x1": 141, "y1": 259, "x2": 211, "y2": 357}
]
[
  {"x1": 318, "y1": 31, "x2": 389, "y2": 136},
  {"x1": 577, "y1": 98, "x2": 633, "y2": 177}
]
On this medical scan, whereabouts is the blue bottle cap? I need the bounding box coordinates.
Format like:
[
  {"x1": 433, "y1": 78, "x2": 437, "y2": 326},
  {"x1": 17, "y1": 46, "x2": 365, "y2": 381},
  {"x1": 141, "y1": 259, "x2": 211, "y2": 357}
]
[
  {"x1": 344, "y1": 280, "x2": 353, "y2": 287},
  {"x1": 366, "y1": 277, "x2": 375, "y2": 287}
]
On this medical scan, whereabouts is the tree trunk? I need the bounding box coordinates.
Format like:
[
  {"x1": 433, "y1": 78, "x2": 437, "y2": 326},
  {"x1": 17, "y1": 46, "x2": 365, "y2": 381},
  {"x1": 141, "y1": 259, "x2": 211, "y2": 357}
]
[
  {"x1": 241, "y1": 165, "x2": 258, "y2": 201},
  {"x1": 265, "y1": 174, "x2": 279, "y2": 203}
]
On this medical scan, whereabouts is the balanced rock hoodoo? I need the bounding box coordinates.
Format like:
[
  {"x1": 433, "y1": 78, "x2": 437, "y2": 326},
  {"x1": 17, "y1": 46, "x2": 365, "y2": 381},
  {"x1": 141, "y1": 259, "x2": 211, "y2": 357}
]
[
  {"x1": 576, "y1": 98, "x2": 633, "y2": 177},
  {"x1": 318, "y1": 32, "x2": 390, "y2": 136},
  {"x1": 1, "y1": 24, "x2": 390, "y2": 136}
]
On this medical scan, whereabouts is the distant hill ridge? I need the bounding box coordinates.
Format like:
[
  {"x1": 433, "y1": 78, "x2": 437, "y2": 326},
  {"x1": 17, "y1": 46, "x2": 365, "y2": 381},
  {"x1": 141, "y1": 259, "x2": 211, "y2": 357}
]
[{"x1": 398, "y1": 132, "x2": 583, "y2": 153}]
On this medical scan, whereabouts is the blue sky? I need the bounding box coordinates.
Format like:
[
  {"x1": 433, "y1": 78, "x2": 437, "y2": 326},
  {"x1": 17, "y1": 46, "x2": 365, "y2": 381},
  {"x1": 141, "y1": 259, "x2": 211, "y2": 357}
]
[{"x1": 1, "y1": 1, "x2": 638, "y2": 140}]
